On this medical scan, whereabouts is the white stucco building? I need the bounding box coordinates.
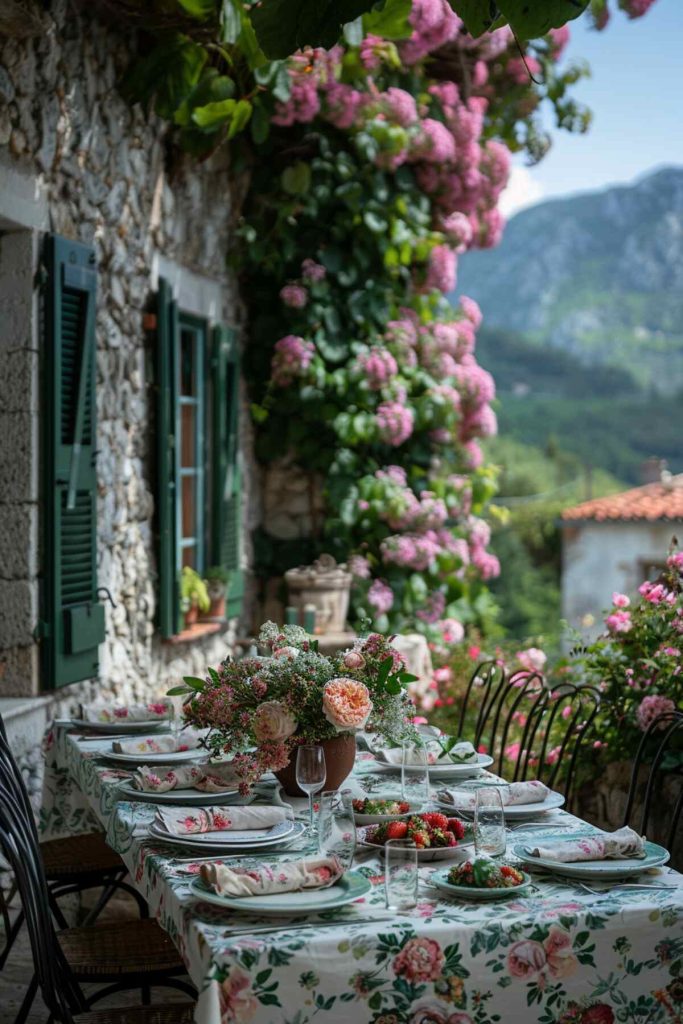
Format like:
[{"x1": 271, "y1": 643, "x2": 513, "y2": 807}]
[{"x1": 561, "y1": 473, "x2": 683, "y2": 639}]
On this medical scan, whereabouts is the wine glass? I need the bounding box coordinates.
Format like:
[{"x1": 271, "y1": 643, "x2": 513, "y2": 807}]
[
  {"x1": 318, "y1": 790, "x2": 356, "y2": 869},
  {"x1": 400, "y1": 737, "x2": 430, "y2": 809},
  {"x1": 296, "y1": 745, "x2": 327, "y2": 834},
  {"x1": 474, "y1": 787, "x2": 506, "y2": 858},
  {"x1": 385, "y1": 839, "x2": 418, "y2": 911}
]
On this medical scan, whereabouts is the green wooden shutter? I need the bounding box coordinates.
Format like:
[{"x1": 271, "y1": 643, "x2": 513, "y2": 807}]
[
  {"x1": 211, "y1": 325, "x2": 243, "y2": 617},
  {"x1": 43, "y1": 234, "x2": 105, "y2": 688},
  {"x1": 157, "y1": 277, "x2": 181, "y2": 638}
]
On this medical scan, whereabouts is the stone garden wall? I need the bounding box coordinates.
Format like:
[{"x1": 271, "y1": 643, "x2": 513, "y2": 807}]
[{"x1": 0, "y1": 1, "x2": 259, "y2": 799}]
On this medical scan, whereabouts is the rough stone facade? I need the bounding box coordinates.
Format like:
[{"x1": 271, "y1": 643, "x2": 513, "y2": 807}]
[{"x1": 0, "y1": 2, "x2": 256, "y2": 794}]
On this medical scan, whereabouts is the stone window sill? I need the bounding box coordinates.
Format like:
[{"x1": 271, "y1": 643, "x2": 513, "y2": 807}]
[{"x1": 162, "y1": 622, "x2": 224, "y2": 646}]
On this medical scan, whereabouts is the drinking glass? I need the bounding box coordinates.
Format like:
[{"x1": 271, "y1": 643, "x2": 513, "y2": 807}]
[
  {"x1": 296, "y1": 744, "x2": 327, "y2": 834},
  {"x1": 384, "y1": 839, "x2": 418, "y2": 911},
  {"x1": 400, "y1": 738, "x2": 430, "y2": 808},
  {"x1": 474, "y1": 787, "x2": 506, "y2": 857},
  {"x1": 318, "y1": 789, "x2": 356, "y2": 869}
]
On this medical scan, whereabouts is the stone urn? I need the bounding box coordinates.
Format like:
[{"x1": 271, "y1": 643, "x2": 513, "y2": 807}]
[
  {"x1": 284, "y1": 554, "x2": 352, "y2": 635},
  {"x1": 275, "y1": 735, "x2": 357, "y2": 797}
]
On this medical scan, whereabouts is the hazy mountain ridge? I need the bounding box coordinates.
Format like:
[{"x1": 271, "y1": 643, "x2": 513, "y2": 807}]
[{"x1": 455, "y1": 167, "x2": 683, "y2": 394}]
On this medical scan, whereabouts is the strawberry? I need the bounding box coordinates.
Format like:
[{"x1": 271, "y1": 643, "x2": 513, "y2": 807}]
[
  {"x1": 421, "y1": 812, "x2": 449, "y2": 831},
  {"x1": 385, "y1": 820, "x2": 408, "y2": 840},
  {"x1": 430, "y1": 827, "x2": 455, "y2": 848},
  {"x1": 447, "y1": 817, "x2": 466, "y2": 839},
  {"x1": 398, "y1": 801, "x2": 410, "y2": 814}
]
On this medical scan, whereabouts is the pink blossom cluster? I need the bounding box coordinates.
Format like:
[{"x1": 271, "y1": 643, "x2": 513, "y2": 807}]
[
  {"x1": 639, "y1": 581, "x2": 676, "y2": 606},
  {"x1": 381, "y1": 532, "x2": 442, "y2": 572},
  {"x1": 376, "y1": 400, "x2": 414, "y2": 446},
  {"x1": 367, "y1": 579, "x2": 394, "y2": 613},
  {"x1": 271, "y1": 335, "x2": 316, "y2": 387},
  {"x1": 280, "y1": 284, "x2": 308, "y2": 309},
  {"x1": 636, "y1": 694, "x2": 676, "y2": 732},
  {"x1": 301, "y1": 258, "x2": 326, "y2": 282},
  {"x1": 356, "y1": 347, "x2": 399, "y2": 390},
  {"x1": 399, "y1": 0, "x2": 461, "y2": 65}
]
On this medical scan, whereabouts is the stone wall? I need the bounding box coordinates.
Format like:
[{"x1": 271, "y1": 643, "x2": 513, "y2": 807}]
[{"x1": 0, "y1": 1, "x2": 253, "y2": 798}]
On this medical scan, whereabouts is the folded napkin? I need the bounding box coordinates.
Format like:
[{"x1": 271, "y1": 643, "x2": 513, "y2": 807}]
[
  {"x1": 81, "y1": 700, "x2": 172, "y2": 723},
  {"x1": 112, "y1": 730, "x2": 202, "y2": 755},
  {"x1": 132, "y1": 763, "x2": 238, "y2": 793},
  {"x1": 378, "y1": 746, "x2": 438, "y2": 766},
  {"x1": 442, "y1": 741, "x2": 478, "y2": 765},
  {"x1": 438, "y1": 780, "x2": 550, "y2": 811},
  {"x1": 200, "y1": 855, "x2": 342, "y2": 897},
  {"x1": 154, "y1": 804, "x2": 291, "y2": 836},
  {"x1": 529, "y1": 825, "x2": 646, "y2": 863}
]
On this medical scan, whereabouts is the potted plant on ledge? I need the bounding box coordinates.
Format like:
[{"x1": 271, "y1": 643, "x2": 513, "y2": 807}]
[
  {"x1": 180, "y1": 567, "x2": 211, "y2": 629},
  {"x1": 203, "y1": 566, "x2": 231, "y2": 622}
]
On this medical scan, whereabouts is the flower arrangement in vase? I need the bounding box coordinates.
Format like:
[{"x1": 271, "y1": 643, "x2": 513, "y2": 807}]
[{"x1": 169, "y1": 622, "x2": 418, "y2": 795}]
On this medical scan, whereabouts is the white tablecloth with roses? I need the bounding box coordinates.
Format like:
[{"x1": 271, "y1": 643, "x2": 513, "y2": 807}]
[{"x1": 41, "y1": 725, "x2": 683, "y2": 1024}]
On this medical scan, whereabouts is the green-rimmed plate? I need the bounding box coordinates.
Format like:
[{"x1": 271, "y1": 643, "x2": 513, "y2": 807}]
[
  {"x1": 512, "y1": 838, "x2": 670, "y2": 880},
  {"x1": 190, "y1": 869, "x2": 372, "y2": 916},
  {"x1": 430, "y1": 866, "x2": 533, "y2": 901}
]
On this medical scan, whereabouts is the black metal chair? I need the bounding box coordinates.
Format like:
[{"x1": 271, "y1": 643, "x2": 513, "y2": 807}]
[
  {"x1": 623, "y1": 709, "x2": 683, "y2": 856},
  {"x1": 0, "y1": 726, "x2": 195, "y2": 1024},
  {"x1": 0, "y1": 713, "x2": 147, "y2": 973}
]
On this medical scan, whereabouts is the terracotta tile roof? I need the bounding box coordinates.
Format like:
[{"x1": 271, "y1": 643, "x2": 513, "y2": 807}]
[{"x1": 562, "y1": 474, "x2": 683, "y2": 523}]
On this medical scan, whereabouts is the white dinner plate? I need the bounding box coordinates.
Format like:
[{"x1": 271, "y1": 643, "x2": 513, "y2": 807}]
[
  {"x1": 357, "y1": 825, "x2": 474, "y2": 863},
  {"x1": 371, "y1": 752, "x2": 493, "y2": 780},
  {"x1": 101, "y1": 748, "x2": 205, "y2": 766},
  {"x1": 70, "y1": 719, "x2": 171, "y2": 734},
  {"x1": 436, "y1": 791, "x2": 565, "y2": 821},
  {"x1": 512, "y1": 838, "x2": 670, "y2": 880},
  {"x1": 190, "y1": 870, "x2": 372, "y2": 916},
  {"x1": 149, "y1": 819, "x2": 296, "y2": 849},
  {"x1": 117, "y1": 784, "x2": 240, "y2": 806},
  {"x1": 431, "y1": 866, "x2": 533, "y2": 901}
]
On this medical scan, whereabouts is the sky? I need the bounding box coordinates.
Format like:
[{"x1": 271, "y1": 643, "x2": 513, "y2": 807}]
[{"x1": 500, "y1": 0, "x2": 683, "y2": 216}]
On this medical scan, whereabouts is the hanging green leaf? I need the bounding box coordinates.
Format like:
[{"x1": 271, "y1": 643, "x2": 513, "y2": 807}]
[
  {"x1": 452, "y1": 0, "x2": 501, "y2": 38},
  {"x1": 281, "y1": 162, "x2": 312, "y2": 195},
  {"x1": 192, "y1": 97, "x2": 237, "y2": 130},
  {"x1": 250, "y1": 0, "x2": 371, "y2": 59},
  {"x1": 496, "y1": 0, "x2": 590, "y2": 38},
  {"x1": 227, "y1": 98, "x2": 253, "y2": 138},
  {"x1": 362, "y1": 0, "x2": 412, "y2": 40},
  {"x1": 174, "y1": 69, "x2": 235, "y2": 126}
]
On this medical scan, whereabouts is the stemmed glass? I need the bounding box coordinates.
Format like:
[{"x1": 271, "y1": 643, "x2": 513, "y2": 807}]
[
  {"x1": 474, "y1": 787, "x2": 506, "y2": 858},
  {"x1": 400, "y1": 737, "x2": 430, "y2": 809},
  {"x1": 296, "y1": 745, "x2": 327, "y2": 834},
  {"x1": 318, "y1": 789, "x2": 356, "y2": 869}
]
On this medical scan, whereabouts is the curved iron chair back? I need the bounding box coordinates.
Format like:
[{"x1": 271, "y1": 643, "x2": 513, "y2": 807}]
[{"x1": 622, "y1": 709, "x2": 683, "y2": 855}]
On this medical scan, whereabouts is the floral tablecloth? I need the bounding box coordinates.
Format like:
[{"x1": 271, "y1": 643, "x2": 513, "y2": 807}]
[{"x1": 41, "y1": 726, "x2": 683, "y2": 1024}]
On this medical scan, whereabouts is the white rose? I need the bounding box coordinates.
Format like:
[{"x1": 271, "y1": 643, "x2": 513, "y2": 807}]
[{"x1": 253, "y1": 700, "x2": 297, "y2": 742}]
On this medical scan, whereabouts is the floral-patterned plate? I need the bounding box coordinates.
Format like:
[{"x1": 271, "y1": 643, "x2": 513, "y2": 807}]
[
  {"x1": 149, "y1": 819, "x2": 296, "y2": 847},
  {"x1": 190, "y1": 869, "x2": 372, "y2": 916},
  {"x1": 436, "y1": 790, "x2": 566, "y2": 821},
  {"x1": 370, "y1": 752, "x2": 493, "y2": 780},
  {"x1": 357, "y1": 826, "x2": 474, "y2": 862},
  {"x1": 116, "y1": 783, "x2": 241, "y2": 806},
  {"x1": 101, "y1": 749, "x2": 206, "y2": 765},
  {"x1": 430, "y1": 866, "x2": 533, "y2": 901},
  {"x1": 69, "y1": 719, "x2": 171, "y2": 734},
  {"x1": 512, "y1": 838, "x2": 670, "y2": 880}
]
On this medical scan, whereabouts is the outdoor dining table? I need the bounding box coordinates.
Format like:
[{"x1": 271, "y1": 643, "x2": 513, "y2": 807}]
[{"x1": 41, "y1": 723, "x2": 683, "y2": 1024}]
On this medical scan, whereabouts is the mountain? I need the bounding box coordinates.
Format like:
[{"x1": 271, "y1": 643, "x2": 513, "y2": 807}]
[{"x1": 455, "y1": 166, "x2": 683, "y2": 395}]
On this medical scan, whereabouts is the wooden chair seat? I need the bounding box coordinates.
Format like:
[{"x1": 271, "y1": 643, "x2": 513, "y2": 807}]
[
  {"x1": 75, "y1": 1005, "x2": 195, "y2": 1024},
  {"x1": 58, "y1": 919, "x2": 185, "y2": 978},
  {"x1": 42, "y1": 832, "x2": 124, "y2": 878}
]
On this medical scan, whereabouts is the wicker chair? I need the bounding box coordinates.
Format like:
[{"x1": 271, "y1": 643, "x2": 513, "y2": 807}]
[
  {"x1": 0, "y1": 714, "x2": 146, "y2": 971},
  {"x1": 0, "y1": 738, "x2": 195, "y2": 1024},
  {"x1": 623, "y1": 709, "x2": 683, "y2": 856}
]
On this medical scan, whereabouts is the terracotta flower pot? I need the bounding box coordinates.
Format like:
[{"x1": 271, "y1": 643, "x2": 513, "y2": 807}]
[
  {"x1": 275, "y1": 735, "x2": 357, "y2": 797},
  {"x1": 184, "y1": 603, "x2": 199, "y2": 627}
]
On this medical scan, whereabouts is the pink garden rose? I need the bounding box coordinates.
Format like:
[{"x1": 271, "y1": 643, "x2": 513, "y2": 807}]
[
  {"x1": 393, "y1": 937, "x2": 445, "y2": 983},
  {"x1": 342, "y1": 649, "x2": 366, "y2": 670},
  {"x1": 508, "y1": 939, "x2": 546, "y2": 978},
  {"x1": 516, "y1": 647, "x2": 547, "y2": 672},
  {"x1": 612, "y1": 592, "x2": 630, "y2": 608},
  {"x1": 252, "y1": 700, "x2": 297, "y2": 742},
  {"x1": 323, "y1": 678, "x2": 372, "y2": 731},
  {"x1": 605, "y1": 610, "x2": 632, "y2": 634},
  {"x1": 219, "y1": 965, "x2": 259, "y2": 1023},
  {"x1": 279, "y1": 284, "x2": 308, "y2": 308},
  {"x1": 636, "y1": 694, "x2": 676, "y2": 732}
]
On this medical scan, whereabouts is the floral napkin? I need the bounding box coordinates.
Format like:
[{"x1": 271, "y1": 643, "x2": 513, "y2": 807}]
[
  {"x1": 200, "y1": 855, "x2": 342, "y2": 897},
  {"x1": 80, "y1": 700, "x2": 173, "y2": 723},
  {"x1": 132, "y1": 763, "x2": 238, "y2": 793},
  {"x1": 528, "y1": 825, "x2": 646, "y2": 862},
  {"x1": 441, "y1": 741, "x2": 478, "y2": 764},
  {"x1": 154, "y1": 804, "x2": 291, "y2": 836},
  {"x1": 438, "y1": 780, "x2": 550, "y2": 810},
  {"x1": 377, "y1": 746, "x2": 439, "y2": 766},
  {"x1": 112, "y1": 730, "x2": 202, "y2": 755}
]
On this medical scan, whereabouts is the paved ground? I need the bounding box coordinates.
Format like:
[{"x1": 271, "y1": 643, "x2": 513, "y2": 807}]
[{"x1": 0, "y1": 885, "x2": 195, "y2": 1022}]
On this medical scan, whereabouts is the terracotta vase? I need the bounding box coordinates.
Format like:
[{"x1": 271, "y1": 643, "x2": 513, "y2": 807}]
[
  {"x1": 275, "y1": 735, "x2": 357, "y2": 797},
  {"x1": 184, "y1": 602, "x2": 199, "y2": 628}
]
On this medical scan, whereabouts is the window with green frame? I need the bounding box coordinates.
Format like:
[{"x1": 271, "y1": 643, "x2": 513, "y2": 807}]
[{"x1": 156, "y1": 278, "x2": 243, "y2": 638}]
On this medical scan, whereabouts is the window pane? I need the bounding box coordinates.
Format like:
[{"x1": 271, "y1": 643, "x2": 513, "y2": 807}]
[
  {"x1": 181, "y1": 404, "x2": 196, "y2": 468},
  {"x1": 182, "y1": 544, "x2": 197, "y2": 569},
  {"x1": 180, "y1": 330, "x2": 195, "y2": 396},
  {"x1": 181, "y1": 475, "x2": 196, "y2": 540}
]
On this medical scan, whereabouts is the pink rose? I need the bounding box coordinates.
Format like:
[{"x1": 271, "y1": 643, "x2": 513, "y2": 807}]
[
  {"x1": 516, "y1": 647, "x2": 547, "y2": 672},
  {"x1": 343, "y1": 650, "x2": 366, "y2": 670},
  {"x1": 393, "y1": 937, "x2": 445, "y2": 983},
  {"x1": 543, "y1": 926, "x2": 578, "y2": 979},
  {"x1": 252, "y1": 700, "x2": 297, "y2": 742},
  {"x1": 323, "y1": 678, "x2": 372, "y2": 731},
  {"x1": 219, "y1": 966, "x2": 259, "y2": 1023},
  {"x1": 507, "y1": 939, "x2": 546, "y2": 978},
  {"x1": 612, "y1": 592, "x2": 630, "y2": 608}
]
